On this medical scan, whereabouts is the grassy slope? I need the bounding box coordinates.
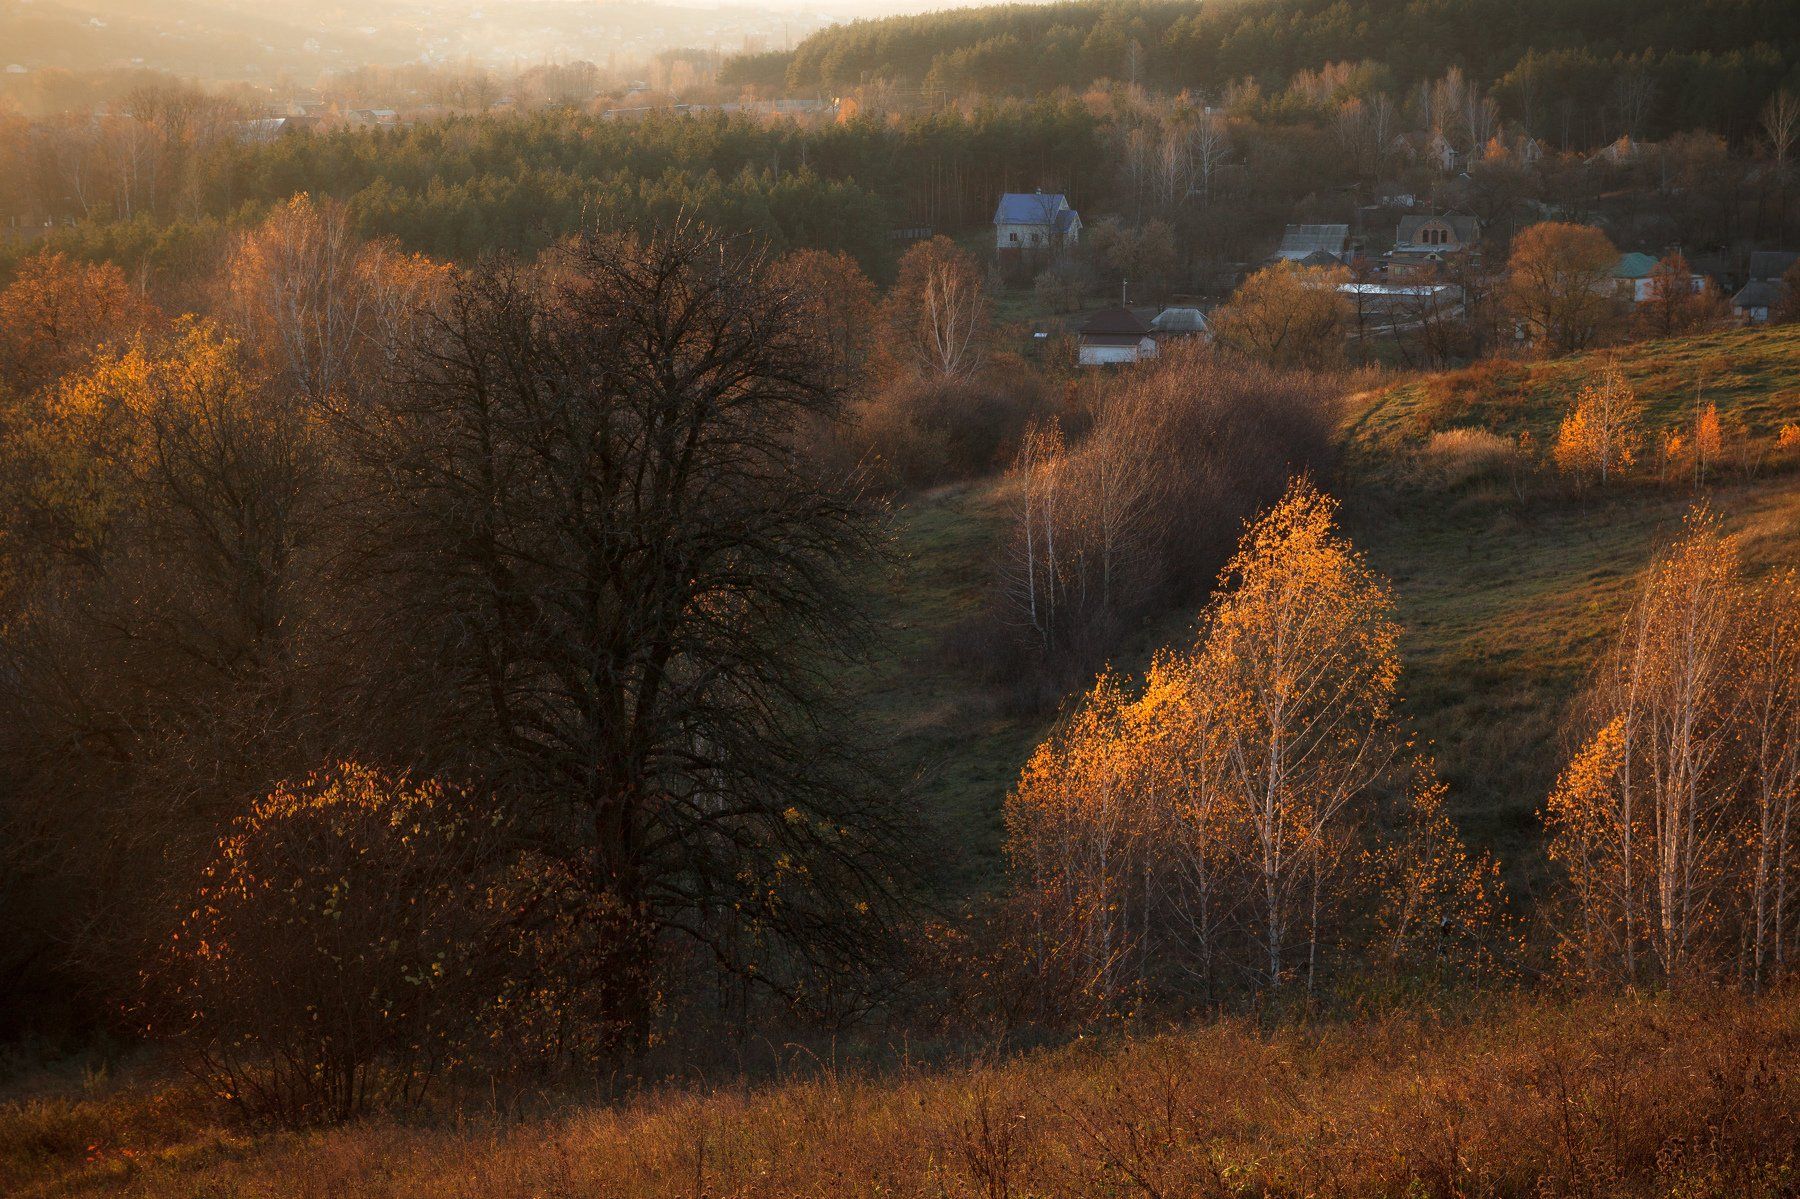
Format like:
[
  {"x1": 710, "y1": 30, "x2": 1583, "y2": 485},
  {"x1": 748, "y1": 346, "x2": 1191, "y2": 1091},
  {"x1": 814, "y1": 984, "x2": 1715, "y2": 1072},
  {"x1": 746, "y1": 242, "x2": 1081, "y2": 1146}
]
[
  {"x1": 1339, "y1": 325, "x2": 1800, "y2": 866},
  {"x1": 873, "y1": 326, "x2": 1800, "y2": 893},
  {"x1": 854, "y1": 481, "x2": 1044, "y2": 895}
]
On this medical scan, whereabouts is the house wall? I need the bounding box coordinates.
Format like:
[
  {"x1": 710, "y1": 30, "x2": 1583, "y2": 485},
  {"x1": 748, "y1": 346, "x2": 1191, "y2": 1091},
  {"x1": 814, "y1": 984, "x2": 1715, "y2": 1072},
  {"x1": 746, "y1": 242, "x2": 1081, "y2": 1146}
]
[
  {"x1": 1077, "y1": 338, "x2": 1158, "y2": 366},
  {"x1": 996, "y1": 221, "x2": 1051, "y2": 249}
]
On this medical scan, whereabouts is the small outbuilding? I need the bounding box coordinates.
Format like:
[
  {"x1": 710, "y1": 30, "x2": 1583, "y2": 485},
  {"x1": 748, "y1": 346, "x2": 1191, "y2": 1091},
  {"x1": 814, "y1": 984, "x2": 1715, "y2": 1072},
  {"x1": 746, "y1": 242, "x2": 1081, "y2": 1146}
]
[{"x1": 1077, "y1": 307, "x2": 1158, "y2": 366}]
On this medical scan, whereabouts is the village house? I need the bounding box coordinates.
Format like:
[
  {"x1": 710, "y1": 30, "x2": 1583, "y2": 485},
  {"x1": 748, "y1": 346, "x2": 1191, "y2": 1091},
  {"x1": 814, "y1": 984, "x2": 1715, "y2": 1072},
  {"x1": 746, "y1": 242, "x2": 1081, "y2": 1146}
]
[
  {"x1": 1729, "y1": 252, "x2": 1793, "y2": 323},
  {"x1": 1612, "y1": 251, "x2": 1704, "y2": 303},
  {"x1": 1274, "y1": 224, "x2": 1350, "y2": 265},
  {"x1": 1731, "y1": 279, "x2": 1790, "y2": 324},
  {"x1": 993, "y1": 192, "x2": 1081, "y2": 252},
  {"x1": 1077, "y1": 307, "x2": 1158, "y2": 366},
  {"x1": 1384, "y1": 211, "x2": 1479, "y2": 280}
]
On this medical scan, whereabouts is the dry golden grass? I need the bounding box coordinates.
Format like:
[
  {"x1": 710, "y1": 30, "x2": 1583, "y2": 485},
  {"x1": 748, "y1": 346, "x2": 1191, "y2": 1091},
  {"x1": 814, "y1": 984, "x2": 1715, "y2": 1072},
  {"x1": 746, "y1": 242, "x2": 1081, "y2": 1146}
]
[
  {"x1": 8, "y1": 990, "x2": 1800, "y2": 1198},
  {"x1": 1345, "y1": 325, "x2": 1800, "y2": 466}
]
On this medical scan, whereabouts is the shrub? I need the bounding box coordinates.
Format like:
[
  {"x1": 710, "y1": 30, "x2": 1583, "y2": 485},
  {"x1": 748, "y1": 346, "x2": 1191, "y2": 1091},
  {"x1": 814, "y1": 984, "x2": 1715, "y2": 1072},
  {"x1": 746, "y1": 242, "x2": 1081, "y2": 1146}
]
[
  {"x1": 851, "y1": 365, "x2": 1051, "y2": 490},
  {"x1": 157, "y1": 765, "x2": 494, "y2": 1126}
]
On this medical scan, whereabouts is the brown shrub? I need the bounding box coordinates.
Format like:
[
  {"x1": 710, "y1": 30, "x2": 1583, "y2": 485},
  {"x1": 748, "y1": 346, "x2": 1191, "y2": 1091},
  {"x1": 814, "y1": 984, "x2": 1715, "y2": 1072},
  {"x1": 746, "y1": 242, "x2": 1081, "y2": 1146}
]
[
  {"x1": 155, "y1": 765, "x2": 496, "y2": 1127},
  {"x1": 850, "y1": 363, "x2": 1052, "y2": 490}
]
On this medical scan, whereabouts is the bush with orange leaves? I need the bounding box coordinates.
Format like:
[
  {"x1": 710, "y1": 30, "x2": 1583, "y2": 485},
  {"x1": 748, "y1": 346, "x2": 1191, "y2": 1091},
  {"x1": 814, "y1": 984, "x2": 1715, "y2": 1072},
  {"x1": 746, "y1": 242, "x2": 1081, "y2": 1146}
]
[
  {"x1": 158, "y1": 765, "x2": 498, "y2": 1126},
  {"x1": 1547, "y1": 511, "x2": 1800, "y2": 987},
  {"x1": 1551, "y1": 357, "x2": 1643, "y2": 485},
  {"x1": 1007, "y1": 481, "x2": 1506, "y2": 1017}
]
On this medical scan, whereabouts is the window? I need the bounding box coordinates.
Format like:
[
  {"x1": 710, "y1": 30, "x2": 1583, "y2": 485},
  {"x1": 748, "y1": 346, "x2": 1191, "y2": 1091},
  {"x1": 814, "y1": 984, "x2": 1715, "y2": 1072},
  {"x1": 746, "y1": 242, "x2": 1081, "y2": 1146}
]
[{"x1": 1009, "y1": 231, "x2": 1019, "y2": 244}]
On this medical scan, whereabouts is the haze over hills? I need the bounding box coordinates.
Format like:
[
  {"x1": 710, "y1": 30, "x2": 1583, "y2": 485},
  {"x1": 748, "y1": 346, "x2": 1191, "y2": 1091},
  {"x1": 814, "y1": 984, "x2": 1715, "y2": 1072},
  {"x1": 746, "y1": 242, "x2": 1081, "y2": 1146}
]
[{"x1": 0, "y1": 0, "x2": 840, "y2": 81}]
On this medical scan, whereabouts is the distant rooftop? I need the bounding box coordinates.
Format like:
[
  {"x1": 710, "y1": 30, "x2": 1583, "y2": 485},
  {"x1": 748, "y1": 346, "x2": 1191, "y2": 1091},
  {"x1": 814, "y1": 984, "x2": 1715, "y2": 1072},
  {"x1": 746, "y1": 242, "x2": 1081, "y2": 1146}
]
[
  {"x1": 1276, "y1": 224, "x2": 1349, "y2": 261},
  {"x1": 994, "y1": 192, "x2": 1074, "y2": 226},
  {"x1": 1080, "y1": 307, "x2": 1152, "y2": 337}
]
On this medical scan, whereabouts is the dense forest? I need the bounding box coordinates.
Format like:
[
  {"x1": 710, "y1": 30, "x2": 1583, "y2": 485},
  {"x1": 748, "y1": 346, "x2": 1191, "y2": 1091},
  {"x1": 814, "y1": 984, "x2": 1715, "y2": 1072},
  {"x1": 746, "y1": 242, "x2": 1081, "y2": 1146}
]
[
  {"x1": 0, "y1": 101, "x2": 1114, "y2": 282},
  {"x1": 732, "y1": 0, "x2": 1800, "y2": 144}
]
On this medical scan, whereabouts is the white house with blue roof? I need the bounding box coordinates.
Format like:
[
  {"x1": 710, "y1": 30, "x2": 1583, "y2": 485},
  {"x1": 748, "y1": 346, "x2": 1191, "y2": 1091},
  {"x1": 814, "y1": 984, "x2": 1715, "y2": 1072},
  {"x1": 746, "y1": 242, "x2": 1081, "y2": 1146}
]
[{"x1": 993, "y1": 191, "x2": 1081, "y2": 251}]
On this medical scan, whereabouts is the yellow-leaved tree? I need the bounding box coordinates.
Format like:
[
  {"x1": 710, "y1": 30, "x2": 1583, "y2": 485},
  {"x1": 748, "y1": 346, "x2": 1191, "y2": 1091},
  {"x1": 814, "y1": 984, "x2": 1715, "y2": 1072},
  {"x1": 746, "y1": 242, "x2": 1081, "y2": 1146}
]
[
  {"x1": 1007, "y1": 479, "x2": 1504, "y2": 1014},
  {"x1": 1202, "y1": 479, "x2": 1401, "y2": 990},
  {"x1": 1552, "y1": 358, "x2": 1643, "y2": 485},
  {"x1": 1547, "y1": 511, "x2": 1747, "y2": 984}
]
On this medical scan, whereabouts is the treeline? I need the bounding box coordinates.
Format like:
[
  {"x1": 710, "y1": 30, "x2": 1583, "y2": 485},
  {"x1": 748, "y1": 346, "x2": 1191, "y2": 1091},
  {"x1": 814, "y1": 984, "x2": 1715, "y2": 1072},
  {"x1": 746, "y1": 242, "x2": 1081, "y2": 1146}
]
[
  {"x1": 756, "y1": 0, "x2": 1800, "y2": 142},
  {"x1": 2, "y1": 102, "x2": 1108, "y2": 283}
]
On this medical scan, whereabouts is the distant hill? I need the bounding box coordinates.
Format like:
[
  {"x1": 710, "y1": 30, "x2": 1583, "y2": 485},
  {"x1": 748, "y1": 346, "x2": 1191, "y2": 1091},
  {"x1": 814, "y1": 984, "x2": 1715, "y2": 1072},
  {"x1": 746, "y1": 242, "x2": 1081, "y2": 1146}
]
[{"x1": 729, "y1": 0, "x2": 1800, "y2": 139}]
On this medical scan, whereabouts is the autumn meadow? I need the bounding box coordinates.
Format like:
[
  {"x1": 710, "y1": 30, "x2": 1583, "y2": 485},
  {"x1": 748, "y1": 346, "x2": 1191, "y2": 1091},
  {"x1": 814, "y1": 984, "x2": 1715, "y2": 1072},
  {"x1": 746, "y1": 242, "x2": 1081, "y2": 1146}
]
[{"x1": 5, "y1": 1, "x2": 1800, "y2": 1195}]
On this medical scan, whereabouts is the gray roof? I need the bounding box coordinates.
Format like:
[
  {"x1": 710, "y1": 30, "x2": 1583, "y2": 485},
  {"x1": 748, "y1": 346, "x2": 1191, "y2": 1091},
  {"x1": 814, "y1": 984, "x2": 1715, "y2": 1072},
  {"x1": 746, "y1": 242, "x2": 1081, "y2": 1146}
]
[
  {"x1": 1151, "y1": 306, "x2": 1209, "y2": 333},
  {"x1": 1396, "y1": 212, "x2": 1479, "y2": 247},
  {"x1": 1276, "y1": 224, "x2": 1349, "y2": 260},
  {"x1": 1748, "y1": 250, "x2": 1798, "y2": 281},
  {"x1": 1732, "y1": 279, "x2": 1790, "y2": 309},
  {"x1": 994, "y1": 192, "x2": 1073, "y2": 226}
]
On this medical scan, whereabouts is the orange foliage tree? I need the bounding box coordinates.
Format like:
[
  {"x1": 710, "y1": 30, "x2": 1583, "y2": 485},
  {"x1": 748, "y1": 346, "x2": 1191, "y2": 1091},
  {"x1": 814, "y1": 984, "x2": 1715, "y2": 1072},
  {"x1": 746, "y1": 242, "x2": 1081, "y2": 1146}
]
[
  {"x1": 221, "y1": 193, "x2": 448, "y2": 407},
  {"x1": 1503, "y1": 222, "x2": 1620, "y2": 356},
  {"x1": 1552, "y1": 358, "x2": 1643, "y2": 485},
  {"x1": 1547, "y1": 512, "x2": 1800, "y2": 986},
  {"x1": 770, "y1": 248, "x2": 878, "y2": 393},
  {"x1": 878, "y1": 236, "x2": 990, "y2": 383},
  {"x1": 1007, "y1": 480, "x2": 1503, "y2": 1013},
  {"x1": 1209, "y1": 261, "x2": 1353, "y2": 369},
  {"x1": 0, "y1": 251, "x2": 159, "y2": 395}
]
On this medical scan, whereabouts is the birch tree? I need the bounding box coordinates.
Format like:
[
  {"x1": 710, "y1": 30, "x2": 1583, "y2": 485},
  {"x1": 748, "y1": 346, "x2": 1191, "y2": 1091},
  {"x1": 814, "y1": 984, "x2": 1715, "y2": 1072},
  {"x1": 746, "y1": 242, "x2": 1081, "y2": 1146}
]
[
  {"x1": 1203, "y1": 480, "x2": 1401, "y2": 991},
  {"x1": 1547, "y1": 512, "x2": 1744, "y2": 983}
]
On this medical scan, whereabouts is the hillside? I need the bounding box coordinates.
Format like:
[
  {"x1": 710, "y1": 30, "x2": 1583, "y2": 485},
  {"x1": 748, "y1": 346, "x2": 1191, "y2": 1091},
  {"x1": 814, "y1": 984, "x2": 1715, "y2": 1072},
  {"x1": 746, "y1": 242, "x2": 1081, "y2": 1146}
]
[
  {"x1": 6, "y1": 326, "x2": 1800, "y2": 1199},
  {"x1": 861, "y1": 326, "x2": 1800, "y2": 900},
  {"x1": 742, "y1": 0, "x2": 1800, "y2": 137}
]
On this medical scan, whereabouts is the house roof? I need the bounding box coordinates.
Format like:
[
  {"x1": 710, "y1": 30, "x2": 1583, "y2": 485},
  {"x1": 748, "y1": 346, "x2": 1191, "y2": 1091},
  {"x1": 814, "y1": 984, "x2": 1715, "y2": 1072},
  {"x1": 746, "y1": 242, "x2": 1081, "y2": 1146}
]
[
  {"x1": 1732, "y1": 279, "x2": 1790, "y2": 309},
  {"x1": 1396, "y1": 212, "x2": 1479, "y2": 246},
  {"x1": 1296, "y1": 249, "x2": 1345, "y2": 268},
  {"x1": 1612, "y1": 252, "x2": 1661, "y2": 279},
  {"x1": 1276, "y1": 224, "x2": 1349, "y2": 259},
  {"x1": 1080, "y1": 307, "x2": 1152, "y2": 336},
  {"x1": 1151, "y1": 306, "x2": 1209, "y2": 333},
  {"x1": 994, "y1": 192, "x2": 1072, "y2": 226},
  {"x1": 1749, "y1": 250, "x2": 1798, "y2": 281},
  {"x1": 1080, "y1": 333, "x2": 1153, "y2": 347}
]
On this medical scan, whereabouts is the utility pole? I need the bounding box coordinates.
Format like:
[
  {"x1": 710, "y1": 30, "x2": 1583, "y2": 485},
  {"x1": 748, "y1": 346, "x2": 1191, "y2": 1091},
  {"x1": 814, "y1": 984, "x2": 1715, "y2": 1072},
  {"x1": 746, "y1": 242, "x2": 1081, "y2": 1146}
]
[{"x1": 1121, "y1": 278, "x2": 1129, "y2": 306}]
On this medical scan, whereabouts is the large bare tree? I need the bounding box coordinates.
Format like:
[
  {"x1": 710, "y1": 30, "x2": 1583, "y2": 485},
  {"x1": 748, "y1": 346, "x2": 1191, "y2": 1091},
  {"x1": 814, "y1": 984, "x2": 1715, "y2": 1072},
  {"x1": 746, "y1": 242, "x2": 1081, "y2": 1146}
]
[{"x1": 362, "y1": 224, "x2": 916, "y2": 1045}]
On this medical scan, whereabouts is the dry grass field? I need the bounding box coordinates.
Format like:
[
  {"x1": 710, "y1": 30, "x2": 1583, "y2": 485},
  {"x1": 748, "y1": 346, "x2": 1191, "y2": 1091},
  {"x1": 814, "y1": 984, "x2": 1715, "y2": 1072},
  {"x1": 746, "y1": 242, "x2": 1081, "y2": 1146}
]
[{"x1": 7, "y1": 989, "x2": 1800, "y2": 1197}]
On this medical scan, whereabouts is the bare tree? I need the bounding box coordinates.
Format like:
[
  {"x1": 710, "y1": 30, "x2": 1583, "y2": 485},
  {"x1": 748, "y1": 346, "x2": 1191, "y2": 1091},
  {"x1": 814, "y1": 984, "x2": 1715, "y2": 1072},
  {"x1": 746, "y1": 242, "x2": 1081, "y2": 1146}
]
[
  {"x1": 365, "y1": 224, "x2": 915, "y2": 1044},
  {"x1": 1762, "y1": 90, "x2": 1800, "y2": 180}
]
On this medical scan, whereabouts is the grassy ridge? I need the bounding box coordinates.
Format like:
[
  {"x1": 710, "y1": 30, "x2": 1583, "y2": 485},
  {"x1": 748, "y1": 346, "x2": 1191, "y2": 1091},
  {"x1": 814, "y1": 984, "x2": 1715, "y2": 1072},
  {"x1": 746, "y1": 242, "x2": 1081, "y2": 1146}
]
[{"x1": 1344, "y1": 325, "x2": 1800, "y2": 463}]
